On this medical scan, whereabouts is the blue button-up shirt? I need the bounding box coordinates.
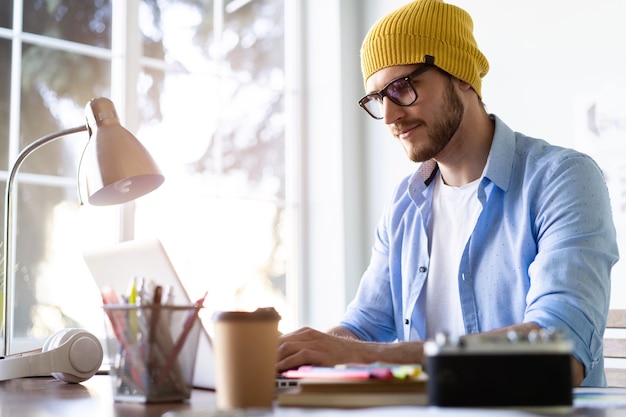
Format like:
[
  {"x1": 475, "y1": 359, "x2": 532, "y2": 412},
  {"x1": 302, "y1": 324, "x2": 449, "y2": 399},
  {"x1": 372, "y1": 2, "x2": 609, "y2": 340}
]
[{"x1": 340, "y1": 115, "x2": 619, "y2": 386}]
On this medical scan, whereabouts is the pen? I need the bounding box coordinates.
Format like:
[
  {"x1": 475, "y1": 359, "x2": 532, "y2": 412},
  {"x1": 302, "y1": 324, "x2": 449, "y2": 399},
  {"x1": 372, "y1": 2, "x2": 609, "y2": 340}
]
[
  {"x1": 150, "y1": 285, "x2": 162, "y2": 341},
  {"x1": 128, "y1": 278, "x2": 138, "y2": 343},
  {"x1": 147, "y1": 285, "x2": 163, "y2": 373},
  {"x1": 128, "y1": 277, "x2": 138, "y2": 304}
]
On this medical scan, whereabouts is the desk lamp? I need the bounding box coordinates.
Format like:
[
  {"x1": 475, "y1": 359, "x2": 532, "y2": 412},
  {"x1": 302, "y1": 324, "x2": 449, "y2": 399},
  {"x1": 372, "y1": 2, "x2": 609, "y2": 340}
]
[{"x1": 1, "y1": 97, "x2": 165, "y2": 356}]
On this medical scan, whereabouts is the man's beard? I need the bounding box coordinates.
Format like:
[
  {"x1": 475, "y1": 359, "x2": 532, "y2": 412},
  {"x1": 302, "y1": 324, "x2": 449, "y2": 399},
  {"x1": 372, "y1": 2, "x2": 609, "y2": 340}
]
[{"x1": 408, "y1": 79, "x2": 464, "y2": 163}]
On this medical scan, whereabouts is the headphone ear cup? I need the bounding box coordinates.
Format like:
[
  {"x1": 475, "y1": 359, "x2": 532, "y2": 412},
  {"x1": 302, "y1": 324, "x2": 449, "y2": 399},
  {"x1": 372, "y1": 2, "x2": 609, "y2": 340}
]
[{"x1": 43, "y1": 328, "x2": 103, "y2": 383}]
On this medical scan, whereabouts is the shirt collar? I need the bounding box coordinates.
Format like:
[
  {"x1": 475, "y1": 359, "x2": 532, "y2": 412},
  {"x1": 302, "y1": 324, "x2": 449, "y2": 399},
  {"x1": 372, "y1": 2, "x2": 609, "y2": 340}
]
[
  {"x1": 410, "y1": 114, "x2": 515, "y2": 192},
  {"x1": 482, "y1": 114, "x2": 515, "y2": 193}
]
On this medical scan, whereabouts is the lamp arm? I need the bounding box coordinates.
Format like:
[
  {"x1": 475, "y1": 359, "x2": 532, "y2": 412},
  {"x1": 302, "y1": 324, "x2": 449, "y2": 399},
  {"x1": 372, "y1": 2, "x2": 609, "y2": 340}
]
[{"x1": 2, "y1": 124, "x2": 87, "y2": 357}]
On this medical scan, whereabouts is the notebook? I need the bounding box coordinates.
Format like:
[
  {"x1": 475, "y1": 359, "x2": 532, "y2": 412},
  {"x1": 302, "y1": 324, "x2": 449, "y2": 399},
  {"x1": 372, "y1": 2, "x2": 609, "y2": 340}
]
[{"x1": 82, "y1": 238, "x2": 216, "y2": 390}]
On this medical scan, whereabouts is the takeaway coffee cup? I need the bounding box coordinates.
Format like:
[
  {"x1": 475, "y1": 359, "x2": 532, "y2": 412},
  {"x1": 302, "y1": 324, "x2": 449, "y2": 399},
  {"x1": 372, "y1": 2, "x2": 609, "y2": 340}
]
[{"x1": 212, "y1": 307, "x2": 281, "y2": 410}]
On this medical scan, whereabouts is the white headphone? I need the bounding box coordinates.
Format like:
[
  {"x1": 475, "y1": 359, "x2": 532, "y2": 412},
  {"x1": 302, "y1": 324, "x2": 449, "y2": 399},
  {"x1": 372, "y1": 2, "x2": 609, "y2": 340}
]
[{"x1": 0, "y1": 328, "x2": 103, "y2": 383}]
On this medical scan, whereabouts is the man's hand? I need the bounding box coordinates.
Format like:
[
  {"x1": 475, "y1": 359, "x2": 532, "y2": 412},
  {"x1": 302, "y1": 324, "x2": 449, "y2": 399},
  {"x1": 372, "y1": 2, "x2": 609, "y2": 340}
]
[
  {"x1": 276, "y1": 327, "x2": 363, "y2": 372},
  {"x1": 276, "y1": 326, "x2": 426, "y2": 372}
]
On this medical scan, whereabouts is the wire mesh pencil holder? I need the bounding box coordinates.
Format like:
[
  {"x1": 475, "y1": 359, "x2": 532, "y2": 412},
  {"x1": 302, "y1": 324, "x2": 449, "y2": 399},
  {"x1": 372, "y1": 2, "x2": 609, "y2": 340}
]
[{"x1": 103, "y1": 304, "x2": 202, "y2": 403}]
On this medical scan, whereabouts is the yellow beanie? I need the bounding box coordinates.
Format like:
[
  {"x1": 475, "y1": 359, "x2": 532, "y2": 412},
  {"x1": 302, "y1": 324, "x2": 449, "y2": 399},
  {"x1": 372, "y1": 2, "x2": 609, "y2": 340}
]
[{"x1": 360, "y1": 0, "x2": 489, "y2": 98}]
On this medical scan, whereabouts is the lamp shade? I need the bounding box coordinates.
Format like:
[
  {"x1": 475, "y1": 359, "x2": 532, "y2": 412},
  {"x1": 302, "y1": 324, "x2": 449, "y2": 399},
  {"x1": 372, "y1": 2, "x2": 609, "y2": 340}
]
[{"x1": 83, "y1": 98, "x2": 164, "y2": 205}]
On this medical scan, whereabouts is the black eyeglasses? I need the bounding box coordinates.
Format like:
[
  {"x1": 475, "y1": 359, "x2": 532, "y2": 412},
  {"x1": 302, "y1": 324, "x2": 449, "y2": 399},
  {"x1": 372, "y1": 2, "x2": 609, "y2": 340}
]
[{"x1": 358, "y1": 65, "x2": 432, "y2": 120}]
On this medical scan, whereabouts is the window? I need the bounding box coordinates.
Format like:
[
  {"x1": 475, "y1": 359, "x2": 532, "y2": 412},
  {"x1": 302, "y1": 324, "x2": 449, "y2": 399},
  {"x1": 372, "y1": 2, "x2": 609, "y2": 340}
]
[{"x1": 0, "y1": 0, "x2": 295, "y2": 353}]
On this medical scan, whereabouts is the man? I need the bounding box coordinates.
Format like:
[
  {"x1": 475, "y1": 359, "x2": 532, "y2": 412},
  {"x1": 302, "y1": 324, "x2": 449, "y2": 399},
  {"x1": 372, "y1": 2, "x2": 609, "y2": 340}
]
[{"x1": 277, "y1": 0, "x2": 619, "y2": 387}]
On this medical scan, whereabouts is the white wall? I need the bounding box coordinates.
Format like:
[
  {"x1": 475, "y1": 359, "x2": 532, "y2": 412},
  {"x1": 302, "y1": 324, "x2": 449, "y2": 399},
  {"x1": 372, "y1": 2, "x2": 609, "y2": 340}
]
[
  {"x1": 299, "y1": 0, "x2": 373, "y2": 329},
  {"x1": 446, "y1": 0, "x2": 626, "y2": 308}
]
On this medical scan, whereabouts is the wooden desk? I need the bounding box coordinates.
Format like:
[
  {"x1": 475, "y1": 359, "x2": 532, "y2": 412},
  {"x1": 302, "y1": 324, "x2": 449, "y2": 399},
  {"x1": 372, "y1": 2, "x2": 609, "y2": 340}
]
[
  {"x1": 1, "y1": 375, "x2": 626, "y2": 417},
  {"x1": 0, "y1": 375, "x2": 217, "y2": 417}
]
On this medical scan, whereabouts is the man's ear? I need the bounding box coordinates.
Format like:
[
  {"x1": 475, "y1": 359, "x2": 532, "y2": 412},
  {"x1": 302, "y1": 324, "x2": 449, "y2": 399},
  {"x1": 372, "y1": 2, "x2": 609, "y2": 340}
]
[{"x1": 457, "y1": 78, "x2": 473, "y2": 92}]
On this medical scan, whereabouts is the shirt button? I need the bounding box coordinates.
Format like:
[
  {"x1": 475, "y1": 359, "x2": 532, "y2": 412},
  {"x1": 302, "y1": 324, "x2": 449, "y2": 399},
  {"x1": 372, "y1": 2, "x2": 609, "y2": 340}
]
[
  {"x1": 404, "y1": 319, "x2": 409, "y2": 325},
  {"x1": 419, "y1": 266, "x2": 427, "y2": 273}
]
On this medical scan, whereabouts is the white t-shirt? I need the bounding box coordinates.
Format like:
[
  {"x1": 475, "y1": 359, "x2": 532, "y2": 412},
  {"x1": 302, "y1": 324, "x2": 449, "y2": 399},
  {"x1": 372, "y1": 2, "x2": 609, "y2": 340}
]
[{"x1": 426, "y1": 173, "x2": 482, "y2": 339}]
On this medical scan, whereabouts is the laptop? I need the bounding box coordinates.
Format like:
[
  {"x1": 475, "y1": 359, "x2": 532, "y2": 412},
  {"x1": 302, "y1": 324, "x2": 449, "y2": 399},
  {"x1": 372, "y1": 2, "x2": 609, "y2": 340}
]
[{"x1": 82, "y1": 238, "x2": 217, "y2": 390}]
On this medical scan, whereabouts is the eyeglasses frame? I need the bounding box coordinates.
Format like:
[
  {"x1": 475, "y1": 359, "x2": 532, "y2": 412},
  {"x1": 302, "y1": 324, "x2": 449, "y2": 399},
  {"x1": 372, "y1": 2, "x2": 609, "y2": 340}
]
[{"x1": 358, "y1": 64, "x2": 433, "y2": 120}]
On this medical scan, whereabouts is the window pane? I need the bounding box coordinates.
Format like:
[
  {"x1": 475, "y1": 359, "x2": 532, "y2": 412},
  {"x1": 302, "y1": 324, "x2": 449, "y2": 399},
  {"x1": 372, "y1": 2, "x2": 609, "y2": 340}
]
[
  {"x1": 133, "y1": 0, "x2": 293, "y2": 330},
  {"x1": 12, "y1": 183, "x2": 119, "y2": 343},
  {"x1": 19, "y1": 45, "x2": 111, "y2": 176},
  {"x1": 22, "y1": 0, "x2": 112, "y2": 48},
  {"x1": 134, "y1": 190, "x2": 294, "y2": 328},
  {"x1": 140, "y1": 0, "x2": 213, "y2": 61},
  {"x1": 0, "y1": 38, "x2": 10, "y2": 171},
  {"x1": 218, "y1": 0, "x2": 285, "y2": 199},
  {"x1": 0, "y1": 2, "x2": 12, "y2": 28}
]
